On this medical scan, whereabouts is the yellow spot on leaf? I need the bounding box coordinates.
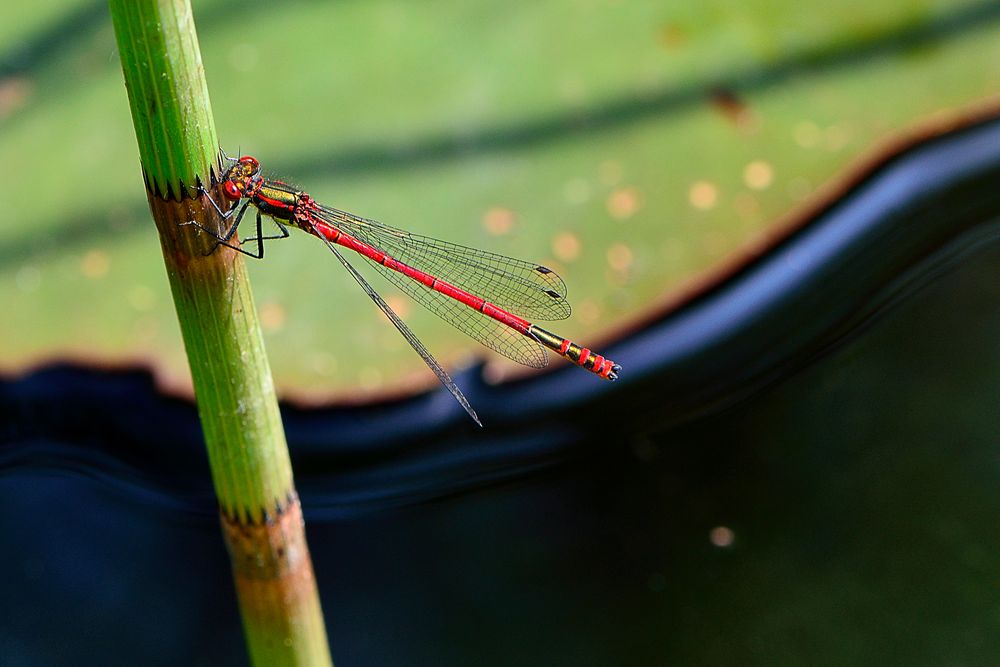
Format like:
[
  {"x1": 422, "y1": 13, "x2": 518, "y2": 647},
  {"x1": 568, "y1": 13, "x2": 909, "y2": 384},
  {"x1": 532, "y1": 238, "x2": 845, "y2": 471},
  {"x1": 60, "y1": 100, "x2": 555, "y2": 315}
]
[
  {"x1": 81, "y1": 250, "x2": 109, "y2": 279},
  {"x1": 482, "y1": 207, "x2": 516, "y2": 236},
  {"x1": 552, "y1": 231, "x2": 582, "y2": 262},
  {"x1": 606, "y1": 186, "x2": 641, "y2": 220},
  {"x1": 689, "y1": 181, "x2": 718, "y2": 210},
  {"x1": 384, "y1": 294, "x2": 411, "y2": 319},
  {"x1": 743, "y1": 160, "x2": 773, "y2": 190},
  {"x1": 260, "y1": 301, "x2": 286, "y2": 332},
  {"x1": 606, "y1": 243, "x2": 633, "y2": 271}
]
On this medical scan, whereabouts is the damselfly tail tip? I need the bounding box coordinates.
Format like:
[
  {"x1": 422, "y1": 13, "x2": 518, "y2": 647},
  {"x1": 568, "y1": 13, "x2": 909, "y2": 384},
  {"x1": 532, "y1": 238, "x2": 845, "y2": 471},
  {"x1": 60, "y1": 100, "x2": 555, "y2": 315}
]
[{"x1": 608, "y1": 362, "x2": 622, "y2": 381}]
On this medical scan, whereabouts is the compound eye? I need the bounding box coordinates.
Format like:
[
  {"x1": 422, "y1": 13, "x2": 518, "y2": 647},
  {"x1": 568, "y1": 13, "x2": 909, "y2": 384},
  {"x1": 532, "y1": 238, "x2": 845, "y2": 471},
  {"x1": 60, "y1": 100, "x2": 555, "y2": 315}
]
[
  {"x1": 239, "y1": 155, "x2": 260, "y2": 170},
  {"x1": 222, "y1": 180, "x2": 241, "y2": 199}
]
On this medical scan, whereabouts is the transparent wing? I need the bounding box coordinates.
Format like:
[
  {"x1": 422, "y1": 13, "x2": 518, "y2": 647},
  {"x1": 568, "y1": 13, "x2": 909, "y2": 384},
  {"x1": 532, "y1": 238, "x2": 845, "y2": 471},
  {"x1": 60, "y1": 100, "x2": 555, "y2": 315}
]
[
  {"x1": 364, "y1": 254, "x2": 549, "y2": 368},
  {"x1": 316, "y1": 231, "x2": 482, "y2": 426},
  {"x1": 315, "y1": 204, "x2": 571, "y2": 321},
  {"x1": 313, "y1": 207, "x2": 551, "y2": 368}
]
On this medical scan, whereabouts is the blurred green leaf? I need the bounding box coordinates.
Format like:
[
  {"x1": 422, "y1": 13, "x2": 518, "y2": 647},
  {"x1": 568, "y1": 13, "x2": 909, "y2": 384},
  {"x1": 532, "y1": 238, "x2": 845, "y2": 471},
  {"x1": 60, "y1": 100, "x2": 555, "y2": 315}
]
[{"x1": 2, "y1": 0, "x2": 999, "y2": 395}]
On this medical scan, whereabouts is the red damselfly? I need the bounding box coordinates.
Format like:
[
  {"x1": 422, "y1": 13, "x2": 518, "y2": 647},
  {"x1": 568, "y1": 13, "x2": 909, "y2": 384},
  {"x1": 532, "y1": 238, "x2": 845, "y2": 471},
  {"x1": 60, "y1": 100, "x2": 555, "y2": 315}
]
[{"x1": 184, "y1": 153, "x2": 620, "y2": 426}]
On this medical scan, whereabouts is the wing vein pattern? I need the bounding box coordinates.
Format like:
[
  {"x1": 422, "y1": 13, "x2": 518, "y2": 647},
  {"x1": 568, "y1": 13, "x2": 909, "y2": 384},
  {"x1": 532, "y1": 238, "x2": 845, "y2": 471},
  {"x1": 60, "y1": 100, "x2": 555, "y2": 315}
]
[
  {"x1": 312, "y1": 225, "x2": 481, "y2": 425},
  {"x1": 317, "y1": 206, "x2": 569, "y2": 368}
]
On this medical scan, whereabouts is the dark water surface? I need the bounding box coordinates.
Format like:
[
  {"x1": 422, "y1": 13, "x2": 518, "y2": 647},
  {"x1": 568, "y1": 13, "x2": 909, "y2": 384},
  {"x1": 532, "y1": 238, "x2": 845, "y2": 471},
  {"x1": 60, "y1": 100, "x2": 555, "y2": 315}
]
[{"x1": 2, "y1": 119, "x2": 999, "y2": 665}]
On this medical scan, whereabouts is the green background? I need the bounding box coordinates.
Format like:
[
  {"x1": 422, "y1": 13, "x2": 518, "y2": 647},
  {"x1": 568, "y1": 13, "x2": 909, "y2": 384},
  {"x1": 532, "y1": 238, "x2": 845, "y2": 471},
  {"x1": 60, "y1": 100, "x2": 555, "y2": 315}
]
[{"x1": 1, "y1": 0, "x2": 998, "y2": 397}]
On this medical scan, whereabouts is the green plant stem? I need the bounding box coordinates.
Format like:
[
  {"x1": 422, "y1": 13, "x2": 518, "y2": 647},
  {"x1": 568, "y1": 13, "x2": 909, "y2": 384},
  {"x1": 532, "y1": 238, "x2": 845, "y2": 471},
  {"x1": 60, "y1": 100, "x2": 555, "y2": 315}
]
[{"x1": 108, "y1": 1, "x2": 332, "y2": 664}]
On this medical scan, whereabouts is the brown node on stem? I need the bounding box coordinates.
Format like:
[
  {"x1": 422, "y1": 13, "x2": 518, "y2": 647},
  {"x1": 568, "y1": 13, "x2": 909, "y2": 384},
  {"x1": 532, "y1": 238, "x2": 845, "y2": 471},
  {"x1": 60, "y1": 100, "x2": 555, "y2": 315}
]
[{"x1": 220, "y1": 493, "x2": 320, "y2": 614}]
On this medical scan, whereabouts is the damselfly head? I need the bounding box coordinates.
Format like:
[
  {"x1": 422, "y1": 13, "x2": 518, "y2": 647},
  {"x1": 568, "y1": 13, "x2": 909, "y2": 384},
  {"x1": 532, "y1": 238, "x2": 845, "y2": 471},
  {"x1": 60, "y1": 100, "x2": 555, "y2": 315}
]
[
  {"x1": 238, "y1": 155, "x2": 261, "y2": 172},
  {"x1": 220, "y1": 155, "x2": 262, "y2": 199}
]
